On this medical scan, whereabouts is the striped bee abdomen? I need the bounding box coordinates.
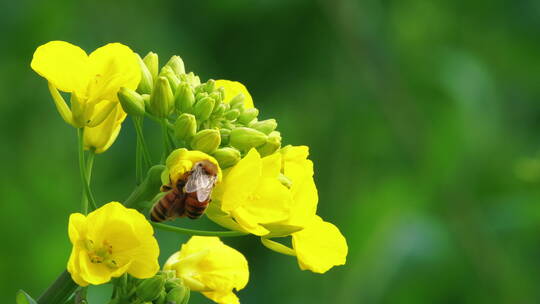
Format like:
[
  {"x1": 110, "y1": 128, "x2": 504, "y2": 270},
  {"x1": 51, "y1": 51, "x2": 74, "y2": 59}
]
[
  {"x1": 184, "y1": 192, "x2": 210, "y2": 219},
  {"x1": 150, "y1": 189, "x2": 186, "y2": 222}
]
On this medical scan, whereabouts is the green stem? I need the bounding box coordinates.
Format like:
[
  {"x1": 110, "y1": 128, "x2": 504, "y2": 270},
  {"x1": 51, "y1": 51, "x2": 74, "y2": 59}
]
[
  {"x1": 133, "y1": 117, "x2": 152, "y2": 167},
  {"x1": 77, "y1": 128, "x2": 96, "y2": 214},
  {"x1": 160, "y1": 120, "x2": 173, "y2": 159},
  {"x1": 85, "y1": 151, "x2": 97, "y2": 211},
  {"x1": 151, "y1": 222, "x2": 248, "y2": 237},
  {"x1": 37, "y1": 271, "x2": 78, "y2": 304}
]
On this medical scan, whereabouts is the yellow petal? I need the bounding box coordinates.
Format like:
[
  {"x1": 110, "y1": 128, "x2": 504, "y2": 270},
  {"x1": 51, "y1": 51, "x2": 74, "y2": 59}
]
[
  {"x1": 30, "y1": 41, "x2": 90, "y2": 94},
  {"x1": 261, "y1": 151, "x2": 281, "y2": 179},
  {"x1": 87, "y1": 43, "x2": 140, "y2": 103},
  {"x1": 68, "y1": 213, "x2": 87, "y2": 243},
  {"x1": 220, "y1": 149, "x2": 262, "y2": 211},
  {"x1": 67, "y1": 202, "x2": 160, "y2": 285},
  {"x1": 292, "y1": 216, "x2": 348, "y2": 273},
  {"x1": 166, "y1": 236, "x2": 249, "y2": 302},
  {"x1": 202, "y1": 290, "x2": 241, "y2": 304},
  {"x1": 83, "y1": 103, "x2": 126, "y2": 153},
  {"x1": 215, "y1": 80, "x2": 254, "y2": 109},
  {"x1": 78, "y1": 250, "x2": 112, "y2": 285},
  {"x1": 162, "y1": 148, "x2": 223, "y2": 185}
]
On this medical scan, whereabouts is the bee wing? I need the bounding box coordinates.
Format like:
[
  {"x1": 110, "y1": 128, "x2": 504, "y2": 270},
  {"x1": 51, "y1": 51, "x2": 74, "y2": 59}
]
[
  {"x1": 185, "y1": 166, "x2": 217, "y2": 202},
  {"x1": 196, "y1": 183, "x2": 214, "y2": 202}
]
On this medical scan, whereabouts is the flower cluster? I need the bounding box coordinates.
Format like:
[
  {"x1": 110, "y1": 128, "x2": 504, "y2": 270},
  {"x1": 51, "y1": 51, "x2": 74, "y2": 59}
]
[{"x1": 27, "y1": 41, "x2": 348, "y2": 304}]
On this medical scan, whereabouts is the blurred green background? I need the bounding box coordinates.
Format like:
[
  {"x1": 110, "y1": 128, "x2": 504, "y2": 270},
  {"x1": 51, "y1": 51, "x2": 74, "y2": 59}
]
[{"x1": 2, "y1": 0, "x2": 540, "y2": 303}]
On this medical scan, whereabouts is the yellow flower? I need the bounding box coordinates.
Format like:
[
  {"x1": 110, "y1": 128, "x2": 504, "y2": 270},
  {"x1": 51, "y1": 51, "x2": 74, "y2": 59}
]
[
  {"x1": 209, "y1": 145, "x2": 348, "y2": 273},
  {"x1": 164, "y1": 236, "x2": 249, "y2": 304},
  {"x1": 291, "y1": 216, "x2": 348, "y2": 273},
  {"x1": 67, "y1": 202, "x2": 159, "y2": 286},
  {"x1": 31, "y1": 41, "x2": 140, "y2": 128},
  {"x1": 83, "y1": 103, "x2": 126, "y2": 153},
  {"x1": 161, "y1": 148, "x2": 223, "y2": 187},
  {"x1": 215, "y1": 80, "x2": 254, "y2": 109},
  {"x1": 207, "y1": 149, "x2": 293, "y2": 236}
]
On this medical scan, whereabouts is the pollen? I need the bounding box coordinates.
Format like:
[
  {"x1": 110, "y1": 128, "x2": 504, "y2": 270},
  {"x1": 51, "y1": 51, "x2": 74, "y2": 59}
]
[{"x1": 85, "y1": 239, "x2": 118, "y2": 268}]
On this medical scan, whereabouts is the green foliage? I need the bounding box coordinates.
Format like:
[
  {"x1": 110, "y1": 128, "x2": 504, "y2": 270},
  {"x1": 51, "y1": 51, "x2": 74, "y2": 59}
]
[{"x1": 3, "y1": 0, "x2": 540, "y2": 303}]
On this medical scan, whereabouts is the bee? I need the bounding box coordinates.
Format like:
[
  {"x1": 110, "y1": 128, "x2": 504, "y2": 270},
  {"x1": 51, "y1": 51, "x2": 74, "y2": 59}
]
[{"x1": 150, "y1": 160, "x2": 218, "y2": 222}]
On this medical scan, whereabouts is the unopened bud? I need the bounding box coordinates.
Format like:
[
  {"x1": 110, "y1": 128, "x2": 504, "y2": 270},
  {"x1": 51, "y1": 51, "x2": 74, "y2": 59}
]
[
  {"x1": 154, "y1": 290, "x2": 167, "y2": 304},
  {"x1": 224, "y1": 109, "x2": 240, "y2": 120},
  {"x1": 143, "y1": 52, "x2": 159, "y2": 81},
  {"x1": 149, "y1": 77, "x2": 174, "y2": 117},
  {"x1": 193, "y1": 97, "x2": 215, "y2": 121},
  {"x1": 229, "y1": 94, "x2": 245, "y2": 109},
  {"x1": 209, "y1": 91, "x2": 222, "y2": 103},
  {"x1": 142, "y1": 94, "x2": 151, "y2": 109},
  {"x1": 174, "y1": 83, "x2": 195, "y2": 113},
  {"x1": 229, "y1": 127, "x2": 267, "y2": 151},
  {"x1": 164, "y1": 278, "x2": 183, "y2": 291},
  {"x1": 136, "y1": 275, "x2": 165, "y2": 302},
  {"x1": 118, "y1": 87, "x2": 145, "y2": 117},
  {"x1": 137, "y1": 55, "x2": 153, "y2": 95},
  {"x1": 181, "y1": 72, "x2": 200, "y2": 87},
  {"x1": 191, "y1": 129, "x2": 221, "y2": 153},
  {"x1": 205, "y1": 79, "x2": 215, "y2": 92},
  {"x1": 250, "y1": 119, "x2": 277, "y2": 135},
  {"x1": 212, "y1": 103, "x2": 226, "y2": 117},
  {"x1": 238, "y1": 108, "x2": 259, "y2": 125},
  {"x1": 220, "y1": 128, "x2": 231, "y2": 145},
  {"x1": 174, "y1": 113, "x2": 197, "y2": 141},
  {"x1": 257, "y1": 131, "x2": 282, "y2": 156},
  {"x1": 160, "y1": 66, "x2": 180, "y2": 92},
  {"x1": 213, "y1": 147, "x2": 241, "y2": 168},
  {"x1": 166, "y1": 55, "x2": 185, "y2": 75},
  {"x1": 166, "y1": 286, "x2": 189, "y2": 304}
]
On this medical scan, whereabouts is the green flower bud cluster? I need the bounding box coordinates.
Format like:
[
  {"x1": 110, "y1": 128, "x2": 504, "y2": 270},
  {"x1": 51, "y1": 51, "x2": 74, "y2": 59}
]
[
  {"x1": 119, "y1": 51, "x2": 282, "y2": 169},
  {"x1": 113, "y1": 272, "x2": 190, "y2": 304}
]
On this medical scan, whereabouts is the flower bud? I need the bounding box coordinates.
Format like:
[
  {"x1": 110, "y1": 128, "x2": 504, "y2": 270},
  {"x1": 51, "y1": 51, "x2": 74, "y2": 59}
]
[
  {"x1": 229, "y1": 127, "x2": 267, "y2": 151},
  {"x1": 250, "y1": 119, "x2": 277, "y2": 135},
  {"x1": 195, "y1": 91, "x2": 208, "y2": 100},
  {"x1": 257, "y1": 131, "x2": 282, "y2": 156},
  {"x1": 209, "y1": 91, "x2": 222, "y2": 103},
  {"x1": 143, "y1": 52, "x2": 159, "y2": 81},
  {"x1": 213, "y1": 147, "x2": 241, "y2": 168},
  {"x1": 193, "y1": 97, "x2": 215, "y2": 121},
  {"x1": 160, "y1": 66, "x2": 180, "y2": 92},
  {"x1": 238, "y1": 108, "x2": 259, "y2": 125},
  {"x1": 205, "y1": 79, "x2": 215, "y2": 92},
  {"x1": 136, "y1": 275, "x2": 165, "y2": 302},
  {"x1": 118, "y1": 87, "x2": 145, "y2": 117},
  {"x1": 166, "y1": 286, "x2": 189, "y2": 304},
  {"x1": 220, "y1": 128, "x2": 231, "y2": 145},
  {"x1": 137, "y1": 55, "x2": 153, "y2": 95},
  {"x1": 180, "y1": 72, "x2": 201, "y2": 87},
  {"x1": 229, "y1": 94, "x2": 245, "y2": 110},
  {"x1": 174, "y1": 83, "x2": 195, "y2": 113},
  {"x1": 154, "y1": 290, "x2": 167, "y2": 304},
  {"x1": 224, "y1": 109, "x2": 240, "y2": 121},
  {"x1": 191, "y1": 129, "x2": 221, "y2": 153},
  {"x1": 166, "y1": 55, "x2": 185, "y2": 75},
  {"x1": 174, "y1": 113, "x2": 197, "y2": 142},
  {"x1": 212, "y1": 103, "x2": 226, "y2": 117},
  {"x1": 142, "y1": 94, "x2": 151, "y2": 109},
  {"x1": 164, "y1": 278, "x2": 183, "y2": 291},
  {"x1": 149, "y1": 77, "x2": 174, "y2": 118}
]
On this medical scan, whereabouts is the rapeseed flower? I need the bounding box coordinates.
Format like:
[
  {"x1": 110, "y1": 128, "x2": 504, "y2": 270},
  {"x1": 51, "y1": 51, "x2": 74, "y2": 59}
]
[
  {"x1": 30, "y1": 41, "x2": 140, "y2": 128},
  {"x1": 164, "y1": 236, "x2": 249, "y2": 304},
  {"x1": 67, "y1": 202, "x2": 159, "y2": 286}
]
